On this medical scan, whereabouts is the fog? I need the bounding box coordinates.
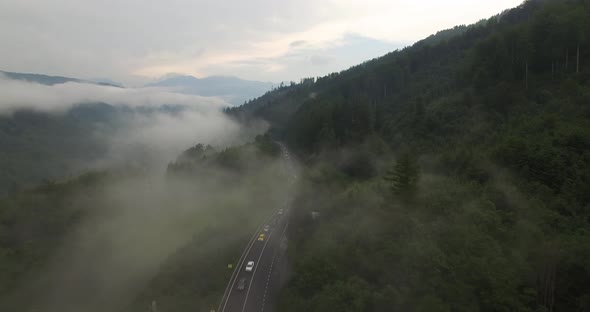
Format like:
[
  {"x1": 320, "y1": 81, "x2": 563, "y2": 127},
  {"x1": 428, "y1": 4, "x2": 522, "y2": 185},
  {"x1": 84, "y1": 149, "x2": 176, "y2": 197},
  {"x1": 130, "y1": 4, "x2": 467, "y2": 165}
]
[
  {"x1": 0, "y1": 75, "x2": 288, "y2": 311},
  {"x1": 97, "y1": 109, "x2": 244, "y2": 172},
  {"x1": 0, "y1": 74, "x2": 230, "y2": 115},
  {"x1": 19, "y1": 161, "x2": 294, "y2": 312},
  {"x1": 0, "y1": 74, "x2": 269, "y2": 172}
]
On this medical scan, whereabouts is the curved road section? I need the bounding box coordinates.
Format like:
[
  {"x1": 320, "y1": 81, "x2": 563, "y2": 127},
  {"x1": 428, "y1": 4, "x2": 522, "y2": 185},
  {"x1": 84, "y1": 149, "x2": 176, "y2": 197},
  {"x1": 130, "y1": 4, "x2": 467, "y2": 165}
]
[{"x1": 218, "y1": 145, "x2": 295, "y2": 312}]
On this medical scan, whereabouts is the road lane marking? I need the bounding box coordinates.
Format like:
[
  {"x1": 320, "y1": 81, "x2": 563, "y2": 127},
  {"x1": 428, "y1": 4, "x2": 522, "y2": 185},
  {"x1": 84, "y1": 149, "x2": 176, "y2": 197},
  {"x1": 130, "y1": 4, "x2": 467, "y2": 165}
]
[
  {"x1": 219, "y1": 210, "x2": 279, "y2": 312},
  {"x1": 241, "y1": 226, "x2": 275, "y2": 312},
  {"x1": 220, "y1": 144, "x2": 295, "y2": 312},
  {"x1": 260, "y1": 223, "x2": 288, "y2": 312},
  {"x1": 219, "y1": 230, "x2": 260, "y2": 312},
  {"x1": 260, "y1": 253, "x2": 276, "y2": 312}
]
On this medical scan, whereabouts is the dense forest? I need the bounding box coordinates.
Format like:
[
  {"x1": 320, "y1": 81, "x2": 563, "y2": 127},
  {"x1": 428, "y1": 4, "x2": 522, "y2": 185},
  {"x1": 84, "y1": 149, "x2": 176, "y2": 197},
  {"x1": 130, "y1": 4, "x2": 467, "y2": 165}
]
[
  {"x1": 1, "y1": 0, "x2": 589, "y2": 311},
  {"x1": 0, "y1": 104, "x2": 114, "y2": 195},
  {"x1": 0, "y1": 72, "x2": 126, "y2": 194},
  {"x1": 228, "y1": 0, "x2": 590, "y2": 311},
  {"x1": 0, "y1": 136, "x2": 291, "y2": 312}
]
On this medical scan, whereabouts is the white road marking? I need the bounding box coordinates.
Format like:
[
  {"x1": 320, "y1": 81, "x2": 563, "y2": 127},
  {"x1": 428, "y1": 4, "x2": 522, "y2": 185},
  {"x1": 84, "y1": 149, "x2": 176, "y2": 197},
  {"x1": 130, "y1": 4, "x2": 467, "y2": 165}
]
[
  {"x1": 241, "y1": 226, "x2": 275, "y2": 312},
  {"x1": 219, "y1": 210, "x2": 280, "y2": 312},
  {"x1": 220, "y1": 144, "x2": 295, "y2": 312},
  {"x1": 260, "y1": 223, "x2": 288, "y2": 312}
]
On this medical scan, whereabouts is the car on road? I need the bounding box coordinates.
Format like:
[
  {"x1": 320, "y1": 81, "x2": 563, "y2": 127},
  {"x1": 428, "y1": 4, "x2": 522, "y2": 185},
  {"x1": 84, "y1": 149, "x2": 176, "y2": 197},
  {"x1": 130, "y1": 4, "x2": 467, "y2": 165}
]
[
  {"x1": 278, "y1": 208, "x2": 284, "y2": 215},
  {"x1": 263, "y1": 225, "x2": 270, "y2": 232},
  {"x1": 245, "y1": 261, "x2": 255, "y2": 272},
  {"x1": 236, "y1": 277, "x2": 247, "y2": 290},
  {"x1": 258, "y1": 233, "x2": 265, "y2": 241}
]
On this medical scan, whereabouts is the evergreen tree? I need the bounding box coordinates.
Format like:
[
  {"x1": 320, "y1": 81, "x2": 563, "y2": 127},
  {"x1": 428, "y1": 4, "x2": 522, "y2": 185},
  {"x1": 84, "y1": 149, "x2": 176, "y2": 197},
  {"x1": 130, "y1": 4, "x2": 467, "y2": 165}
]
[{"x1": 384, "y1": 153, "x2": 420, "y2": 199}]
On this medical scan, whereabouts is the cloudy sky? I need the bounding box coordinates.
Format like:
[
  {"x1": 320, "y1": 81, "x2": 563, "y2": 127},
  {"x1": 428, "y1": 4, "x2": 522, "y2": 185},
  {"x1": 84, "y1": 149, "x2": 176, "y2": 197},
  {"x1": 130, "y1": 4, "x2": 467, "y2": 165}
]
[{"x1": 0, "y1": 0, "x2": 523, "y2": 85}]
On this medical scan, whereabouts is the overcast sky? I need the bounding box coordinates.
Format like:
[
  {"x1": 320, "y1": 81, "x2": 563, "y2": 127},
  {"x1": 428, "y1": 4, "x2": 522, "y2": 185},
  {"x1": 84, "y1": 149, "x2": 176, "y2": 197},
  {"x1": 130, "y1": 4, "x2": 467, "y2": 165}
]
[{"x1": 0, "y1": 0, "x2": 523, "y2": 85}]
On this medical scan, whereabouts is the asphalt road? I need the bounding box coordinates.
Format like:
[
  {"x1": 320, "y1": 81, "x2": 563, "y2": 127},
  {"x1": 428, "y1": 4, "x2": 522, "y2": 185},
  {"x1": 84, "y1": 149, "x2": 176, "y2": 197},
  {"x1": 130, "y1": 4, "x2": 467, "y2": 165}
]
[{"x1": 218, "y1": 145, "x2": 295, "y2": 312}]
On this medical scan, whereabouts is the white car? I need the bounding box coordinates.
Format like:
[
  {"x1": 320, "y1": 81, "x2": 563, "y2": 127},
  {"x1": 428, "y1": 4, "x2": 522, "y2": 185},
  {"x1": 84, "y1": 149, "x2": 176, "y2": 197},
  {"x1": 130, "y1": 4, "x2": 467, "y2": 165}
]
[
  {"x1": 245, "y1": 261, "x2": 255, "y2": 272},
  {"x1": 278, "y1": 209, "x2": 284, "y2": 215},
  {"x1": 263, "y1": 225, "x2": 270, "y2": 232}
]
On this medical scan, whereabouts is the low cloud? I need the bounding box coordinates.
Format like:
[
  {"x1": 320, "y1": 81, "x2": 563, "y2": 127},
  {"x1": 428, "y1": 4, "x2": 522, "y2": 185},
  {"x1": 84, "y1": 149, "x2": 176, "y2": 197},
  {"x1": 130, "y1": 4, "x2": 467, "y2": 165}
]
[
  {"x1": 7, "y1": 142, "x2": 293, "y2": 312},
  {"x1": 0, "y1": 74, "x2": 227, "y2": 115},
  {"x1": 0, "y1": 67, "x2": 281, "y2": 312},
  {"x1": 0, "y1": 75, "x2": 259, "y2": 173},
  {"x1": 101, "y1": 109, "x2": 243, "y2": 171}
]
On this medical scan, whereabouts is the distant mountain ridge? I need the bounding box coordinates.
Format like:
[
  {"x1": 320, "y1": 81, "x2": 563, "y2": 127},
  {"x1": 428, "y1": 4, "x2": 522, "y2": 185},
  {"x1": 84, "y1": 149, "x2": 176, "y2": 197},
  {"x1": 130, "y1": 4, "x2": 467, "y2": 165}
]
[
  {"x1": 146, "y1": 74, "x2": 274, "y2": 105},
  {"x1": 0, "y1": 70, "x2": 122, "y2": 87},
  {"x1": 0, "y1": 70, "x2": 274, "y2": 106}
]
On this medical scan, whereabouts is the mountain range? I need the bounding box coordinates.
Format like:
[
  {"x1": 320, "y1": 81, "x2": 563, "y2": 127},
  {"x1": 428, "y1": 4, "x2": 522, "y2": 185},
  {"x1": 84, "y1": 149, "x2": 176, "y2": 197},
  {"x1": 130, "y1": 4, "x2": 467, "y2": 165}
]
[
  {"x1": 0, "y1": 70, "x2": 274, "y2": 106},
  {"x1": 0, "y1": 70, "x2": 122, "y2": 87},
  {"x1": 146, "y1": 74, "x2": 274, "y2": 105}
]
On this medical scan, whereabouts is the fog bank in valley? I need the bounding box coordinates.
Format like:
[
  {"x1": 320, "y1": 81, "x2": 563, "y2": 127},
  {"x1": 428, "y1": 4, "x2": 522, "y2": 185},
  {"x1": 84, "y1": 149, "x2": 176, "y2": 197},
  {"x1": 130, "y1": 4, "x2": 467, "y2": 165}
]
[{"x1": 0, "y1": 74, "x2": 283, "y2": 312}]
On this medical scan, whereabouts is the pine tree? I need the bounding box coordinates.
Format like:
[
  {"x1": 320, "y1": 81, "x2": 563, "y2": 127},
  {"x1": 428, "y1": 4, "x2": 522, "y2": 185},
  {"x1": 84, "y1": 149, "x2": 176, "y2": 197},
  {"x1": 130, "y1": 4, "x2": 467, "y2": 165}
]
[{"x1": 384, "y1": 153, "x2": 420, "y2": 199}]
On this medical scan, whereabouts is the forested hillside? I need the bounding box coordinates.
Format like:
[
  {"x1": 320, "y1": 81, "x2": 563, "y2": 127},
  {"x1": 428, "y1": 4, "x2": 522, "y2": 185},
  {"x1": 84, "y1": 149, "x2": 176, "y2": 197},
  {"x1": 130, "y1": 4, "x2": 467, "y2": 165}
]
[
  {"x1": 0, "y1": 104, "x2": 115, "y2": 195},
  {"x1": 0, "y1": 72, "x2": 125, "y2": 194},
  {"x1": 0, "y1": 70, "x2": 122, "y2": 87},
  {"x1": 0, "y1": 136, "x2": 291, "y2": 312},
  {"x1": 229, "y1": 0, "x2": 590, "y2": 311}
]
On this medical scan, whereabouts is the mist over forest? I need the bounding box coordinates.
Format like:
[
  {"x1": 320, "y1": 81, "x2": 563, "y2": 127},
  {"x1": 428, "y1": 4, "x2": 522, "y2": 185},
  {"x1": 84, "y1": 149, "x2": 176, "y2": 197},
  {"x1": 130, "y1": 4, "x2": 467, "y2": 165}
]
[
  {"x1": 1, "y1": 0, "x2": 590, "y2": 311},
  {"x1": 0, "y1": 74, "x2": 271, "y2": 194}
]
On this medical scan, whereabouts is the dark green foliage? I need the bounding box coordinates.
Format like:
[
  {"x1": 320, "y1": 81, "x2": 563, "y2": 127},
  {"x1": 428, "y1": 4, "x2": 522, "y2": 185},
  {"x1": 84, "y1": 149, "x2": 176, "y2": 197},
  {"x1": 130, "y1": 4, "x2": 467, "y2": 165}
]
[
  {"x1": 167, "y1": 136, "x2": 281, "y2": 175},
  {"x1": 254, "y1": 134, "x2": 281, "y2": 157},
  {"x1": 279, "y1": 157, "x2": 590, "y2": 312},
  {"x1": 0, "y1": 105, "x2": 115, "y2": 195},
  {"x1": 2, "y1": 0, "x2": 590, "y2": 311},
  {"x1": 384, "y1": 153, "x2": 420, "y2": 199},
  {"x1": 0, "y1": 171, "x2": 112, "y2": 298},
  {"x1": 231, "y1": 0, "x2": 590, "y2": 311}
]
